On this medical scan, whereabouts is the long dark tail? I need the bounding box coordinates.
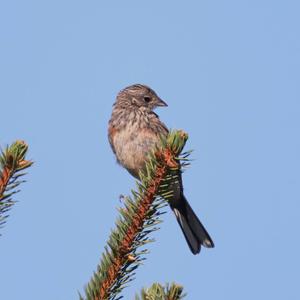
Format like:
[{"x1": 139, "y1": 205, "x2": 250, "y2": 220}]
[{"x1": 172, "y1": 195, "x2": 214, "y2": 254}]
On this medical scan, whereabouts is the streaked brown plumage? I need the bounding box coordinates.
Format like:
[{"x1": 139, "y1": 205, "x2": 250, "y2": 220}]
[{"x1": 108, "y1": 84, "x2": 214, "y2": 254}]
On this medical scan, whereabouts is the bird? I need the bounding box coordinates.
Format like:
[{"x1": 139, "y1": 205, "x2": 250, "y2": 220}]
[{"x1": 108, "y1": 84, "x2": 214, "y2": 254}]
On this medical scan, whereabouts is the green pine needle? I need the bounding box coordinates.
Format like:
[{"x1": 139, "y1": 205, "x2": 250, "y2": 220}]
[
  {"x1": 135, "y1": 282, "x2": 186, "y2": 300},
  {"x1": 0, "y1": 141, "x2": 33, "y2": 232}
]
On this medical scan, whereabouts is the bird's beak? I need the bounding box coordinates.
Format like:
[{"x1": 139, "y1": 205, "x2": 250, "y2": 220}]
[{"x1": 156, "y1": 97, "x2": 168, "y2": 107}]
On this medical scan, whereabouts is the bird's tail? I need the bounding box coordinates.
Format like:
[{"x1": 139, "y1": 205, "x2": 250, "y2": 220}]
[{"x1": 172, "y1": 195, "x2": 214, "y2": 254}]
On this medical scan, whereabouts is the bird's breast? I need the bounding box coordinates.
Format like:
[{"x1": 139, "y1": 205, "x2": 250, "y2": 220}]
[{"x1": 112, "y1": 123, "x2": 160, "y2": 178}]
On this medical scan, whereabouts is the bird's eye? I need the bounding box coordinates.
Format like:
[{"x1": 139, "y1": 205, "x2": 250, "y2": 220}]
[{"x1": 144, "y1": 96, "x2": 151, "y2": 103}]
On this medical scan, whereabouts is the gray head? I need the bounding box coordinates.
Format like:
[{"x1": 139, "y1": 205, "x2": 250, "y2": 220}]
[{"x1": 116, "y1": 84, "x2": 167, "y2": 110}]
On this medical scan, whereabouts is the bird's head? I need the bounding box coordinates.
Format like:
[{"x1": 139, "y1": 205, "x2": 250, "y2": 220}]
[{"x1": 116, "y1": 84, "x2": 167, "y2": 110}]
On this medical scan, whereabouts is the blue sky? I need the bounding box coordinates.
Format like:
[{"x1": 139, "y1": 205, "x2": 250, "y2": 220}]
[{"x1": 1, "y1": 1, "x2": 299, "y2": 299}]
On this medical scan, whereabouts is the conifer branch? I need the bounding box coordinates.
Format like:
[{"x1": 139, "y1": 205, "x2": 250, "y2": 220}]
[
  {"x1": 0, "y1": 140, "x2": 33, "y2": 231},
  {"x1": 82, "y1": 130, "x2": 190, "y2": 300},
  {"x1": 135, "y1": 282, "x2": 186, "y2": 300}
]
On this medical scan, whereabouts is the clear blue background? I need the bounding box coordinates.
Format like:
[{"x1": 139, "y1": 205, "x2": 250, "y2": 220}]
[{"x1": 1, "y1": 1, "x2": 299, "y2": 299}]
